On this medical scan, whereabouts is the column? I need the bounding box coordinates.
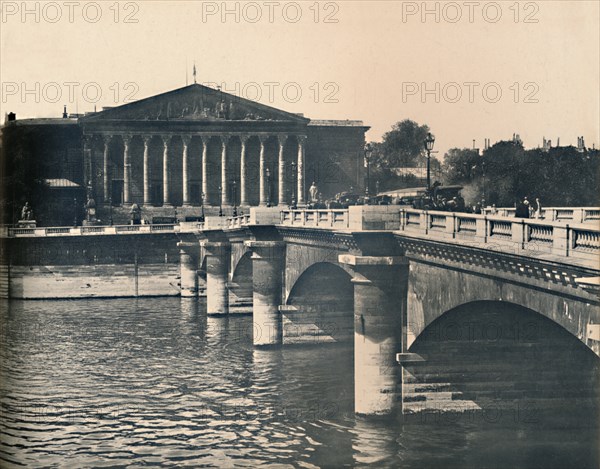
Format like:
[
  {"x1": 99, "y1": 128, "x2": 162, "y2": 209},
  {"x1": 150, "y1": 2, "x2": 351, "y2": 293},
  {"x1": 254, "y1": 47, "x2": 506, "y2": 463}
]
[
  {"x1": 142, "y1": 135, "x2": 151, "y2": 206},
  {"x1": 182, "y1": 135, "x2": 191, "y2": 206},
  {"x1": 221, "y1": 135, "x2": 230, "y2": 206},
  {"x1": 201, "y1": 135, "x2": 209, "y2": 205},
  {"x1": 178, "y1": 241, "x2": 198, "y2": 297},
  {"x1": 278, "y1": 134, "x2": 287, "y2": 206},
  {"x1": 245, "y1": 241, "x2": 285, "y2": 346},
  {"x1": 103, "y1": 135, "x2": 111, "y2": 203},
  {"x1": 162, "y1": 135, "x2": 172, "y2": 206},
  {"x1": 200, "y1": 241, "x2": 231, "y2": 315},
  {"x1": 297, "y1": 135, "x2": 306, "y2": 205},
  {"x1": 339, "y1": 254, "x2": 409, "y2": 417},
  {"x1": 122, "y1": 134, "x2": 132, "y2": 205},
  {"x1": 259, "y1": 135, "x2": 268, "y2": 206},
  {"x1": 240, "y1": 135, "x2": 249, "y2": 206}
]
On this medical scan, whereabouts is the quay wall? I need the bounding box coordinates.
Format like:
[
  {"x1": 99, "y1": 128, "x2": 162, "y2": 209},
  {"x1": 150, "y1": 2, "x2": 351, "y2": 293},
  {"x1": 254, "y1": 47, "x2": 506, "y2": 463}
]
[{"x1": 3, "y1": 233, "x2": 186, "y2": 299}]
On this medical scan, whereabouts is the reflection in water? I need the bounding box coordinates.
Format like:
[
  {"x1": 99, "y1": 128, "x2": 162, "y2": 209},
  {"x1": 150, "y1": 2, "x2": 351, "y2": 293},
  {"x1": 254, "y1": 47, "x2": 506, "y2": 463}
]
[{"x1": 0, "y1": 298, "x2": 596, "y2": 468}]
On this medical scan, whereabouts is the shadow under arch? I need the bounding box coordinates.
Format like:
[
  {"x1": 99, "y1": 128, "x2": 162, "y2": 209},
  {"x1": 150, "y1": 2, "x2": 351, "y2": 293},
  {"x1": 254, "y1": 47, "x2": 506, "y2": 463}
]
[
  {"x1": 404, "y1": 300, "x2": 599, "y2": 430},
  {"x1": 284, "y1": 262, "x2": 354, "y2": 344},
  {"x1": 229, "y1": 251, "x2": 253, "y2": 307}
]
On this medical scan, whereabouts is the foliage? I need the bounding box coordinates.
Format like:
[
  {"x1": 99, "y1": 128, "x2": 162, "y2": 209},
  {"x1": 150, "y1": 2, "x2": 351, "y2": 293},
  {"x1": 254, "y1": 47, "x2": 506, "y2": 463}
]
[
  {"x1": 367, "y1": 119, "x2": 441, "y2": 192},
  {"x1": 442, "y1": 140, "x2": 600, "y2": 206}
]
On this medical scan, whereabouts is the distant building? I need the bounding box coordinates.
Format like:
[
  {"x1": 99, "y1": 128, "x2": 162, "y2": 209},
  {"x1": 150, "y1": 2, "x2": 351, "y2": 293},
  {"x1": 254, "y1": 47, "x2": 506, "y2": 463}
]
[
  {"x1": 391, "y1": 167, "x2": 443, "y2": 185},
  {"x1": 1, "y1": 84, "x2": 369, "y2": 225}
]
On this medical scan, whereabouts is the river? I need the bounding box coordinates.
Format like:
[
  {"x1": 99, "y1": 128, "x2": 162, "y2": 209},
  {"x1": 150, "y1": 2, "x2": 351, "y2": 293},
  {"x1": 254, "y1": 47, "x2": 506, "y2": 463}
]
[{"x1": 0, "y1": 298, "x2": 596, "y2": 468}]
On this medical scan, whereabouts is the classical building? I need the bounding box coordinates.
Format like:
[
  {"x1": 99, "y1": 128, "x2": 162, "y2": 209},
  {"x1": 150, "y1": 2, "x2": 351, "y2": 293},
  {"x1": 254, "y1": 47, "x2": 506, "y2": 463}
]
[{"x1": 1, "y1": 84, "x2": 369, "y2": 225}]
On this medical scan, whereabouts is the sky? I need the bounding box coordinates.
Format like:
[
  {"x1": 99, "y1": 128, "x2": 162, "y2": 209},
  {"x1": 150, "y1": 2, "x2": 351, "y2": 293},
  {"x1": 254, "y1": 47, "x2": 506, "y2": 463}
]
[{"x1": 1, "y1": 0, "x2": 598, "y2": 156}]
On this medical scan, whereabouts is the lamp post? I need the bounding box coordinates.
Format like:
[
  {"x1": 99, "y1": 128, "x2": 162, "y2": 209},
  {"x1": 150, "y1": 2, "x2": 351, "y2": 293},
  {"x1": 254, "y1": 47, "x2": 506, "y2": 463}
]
[
  {"x1": 481, "y1": 160, "x2": 486, "y2": 207},
  {"x1": 218, "y1": 185, "x2": 223, "y2": 217},
  {"x1": 73, "y1": 197, "x2": 78, "y2": 227},
  {"x1": 231, "y1": 180, "x2": 237, "y2": 217},
  {"x1": 200, "y1": 191, "x2": 205, "y2": 221},
  {"x1": 424, "y1": 132, "x2": 435, "y2": 192},
  {"x1": 266, "y1": 167, "x2": 272, "y2": 207},
  {"x1": 290, "y1": 161, "x2": 297, "y2": 209},
  {"x1": 364, "y1": 142, "x2": 373, "y2": 204}
]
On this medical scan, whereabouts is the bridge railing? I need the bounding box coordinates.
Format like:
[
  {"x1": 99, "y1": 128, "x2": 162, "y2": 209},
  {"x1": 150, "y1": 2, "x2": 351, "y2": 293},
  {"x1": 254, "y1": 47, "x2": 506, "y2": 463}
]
[
  {"x1": 6, "y1": 223, "x2": 181, "y2": 237},
  {"x1": 280, "y1": 209, "x2": 350, "y2": 228},
  {"x1": 400, "y1": 209, "x2": 599, "y2": 261},
  {"x1": 226, "y1": 214, "x2": 251, "y2": 229},
  {"x1": 481, "y1": 206, "x2": 600, "y2": 223}
]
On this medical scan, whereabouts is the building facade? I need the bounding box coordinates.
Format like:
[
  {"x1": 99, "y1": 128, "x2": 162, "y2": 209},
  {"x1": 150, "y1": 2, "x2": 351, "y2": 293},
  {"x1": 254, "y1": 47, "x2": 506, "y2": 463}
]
[{"x1": 1, "y1": 84, "x2": 369, "y2": 225}]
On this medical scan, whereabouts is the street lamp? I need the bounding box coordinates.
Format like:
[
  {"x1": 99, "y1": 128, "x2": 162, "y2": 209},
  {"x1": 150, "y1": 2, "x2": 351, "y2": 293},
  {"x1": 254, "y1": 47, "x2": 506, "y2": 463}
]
[
  {"x1": 231, "y1": 180, "x2": 237, "y2": 216},
  {"x1": 424, "y1": 132, "x2": 435, "y2": 192},
  {"x1": 73, "y1": 197, "x2": 78, "y2": 227},
  {"x1": 218, "y1": 185, "x2": 223, "y2": 217},
  {"x1": 290, "y1": 161, "x2": 297, "y2": 209},
  {"x1": 481, "y1": 160, "x2": 486, "y2": 207},
  {"x1": 364, "y1": 142, "x2": 373, "y2": 203},
  {"x1": 266, "y1": 167, "x2": 272, "y2": 207},
  {"x1": 200, "y1": 191, "x2": 205, "y2": 221}
]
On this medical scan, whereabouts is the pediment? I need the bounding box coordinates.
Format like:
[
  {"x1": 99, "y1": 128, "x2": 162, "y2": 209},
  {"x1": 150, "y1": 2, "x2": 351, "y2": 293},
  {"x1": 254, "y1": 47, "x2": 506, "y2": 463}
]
[{"x1": 81, "y1": 84, "x2": 309, "y2": 123}]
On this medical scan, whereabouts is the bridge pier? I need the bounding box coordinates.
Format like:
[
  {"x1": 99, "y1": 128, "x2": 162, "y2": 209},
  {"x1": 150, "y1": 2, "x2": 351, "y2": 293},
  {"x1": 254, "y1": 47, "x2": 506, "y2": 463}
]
[
  {"x1": 178, "y1": 242, "x2": 199, "y2": 297},
  {"x1": 200, "y1": 241, "x2": 231, "y2": 315},
  {"x1": 340, "y1": 254, "x2": 409, "y2": 418},
  {"x1": 245, "y1": 241, "x2": 285, "y2": 347}
]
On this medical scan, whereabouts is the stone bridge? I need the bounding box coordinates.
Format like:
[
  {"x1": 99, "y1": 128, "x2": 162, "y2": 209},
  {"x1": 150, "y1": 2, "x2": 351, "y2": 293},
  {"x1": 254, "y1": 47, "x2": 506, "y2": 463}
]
[
  {"x1": 177, "y1": 206, "x2": 600, "y2": 418},
  {"x1": 4, "y1": 205, "x2": 599, "y2": 418}
]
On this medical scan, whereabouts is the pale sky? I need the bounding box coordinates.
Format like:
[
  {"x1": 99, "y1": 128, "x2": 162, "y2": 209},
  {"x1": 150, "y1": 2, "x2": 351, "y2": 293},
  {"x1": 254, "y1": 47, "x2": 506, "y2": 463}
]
[{"x1": 1, "y1": 0, "x2": 598, "y2": 156}]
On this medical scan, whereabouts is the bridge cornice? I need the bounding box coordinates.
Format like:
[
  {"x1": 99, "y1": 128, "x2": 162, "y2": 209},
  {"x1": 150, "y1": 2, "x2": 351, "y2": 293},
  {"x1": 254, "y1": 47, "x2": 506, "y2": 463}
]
[
  {"x1": 395, "y1": 234, "x2": 600, "y2": 304},
  {"x1": 276, "y1": 227, "x2": 359, "y2": 253}
]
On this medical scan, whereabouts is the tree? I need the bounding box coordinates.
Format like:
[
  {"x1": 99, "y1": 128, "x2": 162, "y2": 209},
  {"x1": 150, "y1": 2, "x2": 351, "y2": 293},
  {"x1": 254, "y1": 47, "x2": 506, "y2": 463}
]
[
  {"x1": 442, "y1": 139, "x2": 600, "y2": 207},
  {"x1": 379, "y1": 119, "x2": 432, "y2": 167},
  {"x1": 442, "y1": 148, "x2": 481, "y2": 184},
  {"x1": 368, "y1": 119, "x2": 440, "y2": 191}
]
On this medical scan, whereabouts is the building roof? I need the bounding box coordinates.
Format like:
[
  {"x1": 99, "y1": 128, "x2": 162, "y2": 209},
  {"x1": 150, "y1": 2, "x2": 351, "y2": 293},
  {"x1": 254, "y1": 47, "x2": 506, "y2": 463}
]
[
  {"x1": 4, "y1": 118, "x2": 79, "y2": 127},
  {"x1": 44, "y1": 179, "x2": 81, "y2": 188},
  {"x1": 308, "y1": 119, "x2": 368, "y2": 127},
  {"x1": 80, "y1": 84, "x2": 310, "y2": 124}
]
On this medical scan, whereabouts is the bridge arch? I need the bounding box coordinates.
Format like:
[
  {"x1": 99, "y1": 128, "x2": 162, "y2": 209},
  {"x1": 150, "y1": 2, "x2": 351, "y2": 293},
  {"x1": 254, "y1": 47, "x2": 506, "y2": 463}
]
[
  {"x1": 284, "y1": 262, "x2": 354, "y2": 343},
  {"x1": 404, "y1": 300, "x2": 599, "y2": 428},
  {"x1": 406, "y1": 261, "x2": 597, "y2": 353}
]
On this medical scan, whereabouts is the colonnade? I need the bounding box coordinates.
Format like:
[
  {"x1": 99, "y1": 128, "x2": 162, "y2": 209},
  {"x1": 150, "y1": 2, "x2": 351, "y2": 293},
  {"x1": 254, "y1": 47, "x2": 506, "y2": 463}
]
[{"x1": 84, "y1": 133, "x2": 307, "y2": 207}]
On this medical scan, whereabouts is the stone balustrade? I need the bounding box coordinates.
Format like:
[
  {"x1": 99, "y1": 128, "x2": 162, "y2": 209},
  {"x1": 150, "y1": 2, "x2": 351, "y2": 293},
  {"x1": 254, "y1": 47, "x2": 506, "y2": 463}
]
[
  {"x1": 400, "y1": 209, "x2": 599, "y2": 261},
  {"x1": 6, "y1": 206, "x2": 599, "y2": 264},
  {"x1": 6, "y1": 223, "x2": 185, "y2": 237},
  {"x1": 482, "y1": 206, "x2": 600, "y2": 223},
  {"x1": 280, "y1": 209, "x2": 350, "y2": 229},
  {"x1": 226, "y1": 214, "x2": 251, "y2": 229}
]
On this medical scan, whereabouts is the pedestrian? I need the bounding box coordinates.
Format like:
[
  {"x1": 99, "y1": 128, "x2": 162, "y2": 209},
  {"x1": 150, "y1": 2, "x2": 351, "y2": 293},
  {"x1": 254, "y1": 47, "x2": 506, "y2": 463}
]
[
  {"x1": 523, "y1": 197, "x2": 531, "y2": 218},
  {"x1": 516, "y1": 198, "x2": 529, "y2": 218}
]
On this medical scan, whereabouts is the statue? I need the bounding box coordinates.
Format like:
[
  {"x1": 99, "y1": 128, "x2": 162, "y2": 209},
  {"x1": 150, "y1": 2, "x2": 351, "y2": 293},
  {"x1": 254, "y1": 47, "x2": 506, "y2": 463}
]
[
  {"x1": 130, "y1": 203, "x2": 142, "y2": 225},
  {"x1": 20, "y1": 202, "x2": 33, "y2": 221},
  {"x1": 216, "y1": 100, "x2": 226, "y2": 119},
  {"x1": 85, "y1": 197, "x2": 97, "y2": 222},
  {"x1": 309, "y1": 182, "x2": 319, "y2": 203}
]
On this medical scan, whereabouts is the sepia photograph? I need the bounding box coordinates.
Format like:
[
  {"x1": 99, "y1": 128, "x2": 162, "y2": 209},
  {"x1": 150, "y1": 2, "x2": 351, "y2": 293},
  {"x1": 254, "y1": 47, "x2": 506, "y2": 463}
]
[{"x1": 0, "y1": 1, "x2": 599, "y2": 467}]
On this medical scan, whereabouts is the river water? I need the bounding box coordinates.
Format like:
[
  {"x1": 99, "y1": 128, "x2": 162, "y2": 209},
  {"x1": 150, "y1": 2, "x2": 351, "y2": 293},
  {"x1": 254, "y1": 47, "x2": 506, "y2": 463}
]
[{"x1": 0, "y1": 298, "x2": 596, "y2": 468}]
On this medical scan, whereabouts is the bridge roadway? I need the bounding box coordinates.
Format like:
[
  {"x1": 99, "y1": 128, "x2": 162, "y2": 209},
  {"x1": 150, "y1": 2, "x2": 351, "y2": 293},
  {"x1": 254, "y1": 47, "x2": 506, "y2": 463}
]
[{"x1": 4, "y1": 206, "x2": 600, "y2": 417}]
